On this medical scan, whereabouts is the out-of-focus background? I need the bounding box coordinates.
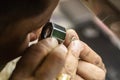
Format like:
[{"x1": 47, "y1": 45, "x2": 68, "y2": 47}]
[{"x1": 51, "y1": 0, "x2": 120, "y2": 80}]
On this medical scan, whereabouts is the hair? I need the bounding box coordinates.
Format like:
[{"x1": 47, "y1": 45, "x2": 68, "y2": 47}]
[
  {"x1": 0, "y1": 0, "x2": 50, "y2": 32},
  {"x1": 0, "y1": 0, "x2": 50, "y2": 18}
]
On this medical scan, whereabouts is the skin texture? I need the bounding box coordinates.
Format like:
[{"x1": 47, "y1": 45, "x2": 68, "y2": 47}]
[
  {"x1": 0, "y1": 0, "x2": 106, "y2": 80},
  {"x1": 9, "y1": 30, "x2": 106, "y2": 80}
]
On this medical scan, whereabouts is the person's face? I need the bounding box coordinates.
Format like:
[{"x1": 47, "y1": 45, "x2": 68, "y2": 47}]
[{"x1": 0, "y1": 0, "x2": 59, "y2": 64}]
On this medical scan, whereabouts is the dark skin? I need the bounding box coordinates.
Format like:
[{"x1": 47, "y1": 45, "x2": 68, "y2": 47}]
[
  {"x1": 0, "y1": 0, "x2": 58, "y2": 64},
  {"x1": 0, "y1": 0, "x2": 106, "y2": 80}
]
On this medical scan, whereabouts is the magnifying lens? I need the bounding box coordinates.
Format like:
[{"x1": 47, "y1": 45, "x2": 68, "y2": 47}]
[{"x1": 40, "y1": 22, "x2": 66, "y2": 43}]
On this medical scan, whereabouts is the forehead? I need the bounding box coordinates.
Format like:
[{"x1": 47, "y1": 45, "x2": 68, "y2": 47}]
[
  {"x1": 0, "y1": 0, "x2": 59, "y2": 42},
  {"x1": 0, "y1": 0, "x2": 59, "y2": 30},
  {"x1": 0, "y1": 0, "x2": 59, "y2": 23}
]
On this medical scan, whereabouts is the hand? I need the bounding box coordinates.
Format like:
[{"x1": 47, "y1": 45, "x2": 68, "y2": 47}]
[
  {"x1": 64, "y1": 29, "x2": 106, "y2": 80},
  {"x1": 9, "y1": 38, "x2": 67, "y2": 80},
  {"x1": 9, "y1": 32, "x2": 82, "y2": 80},
  {"x1": 9, "y1": 29, "x2": 106, "y2": 80}
]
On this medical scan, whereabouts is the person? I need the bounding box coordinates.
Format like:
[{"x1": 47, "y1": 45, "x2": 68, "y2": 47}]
[{"x1": 0, "y1": 0, "x2": 106, "y2": 80}]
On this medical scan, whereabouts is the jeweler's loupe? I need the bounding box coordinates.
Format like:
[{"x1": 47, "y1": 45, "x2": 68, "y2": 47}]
[{"x1": 40, "y1": 22, "x2": 66, "y2": 43}]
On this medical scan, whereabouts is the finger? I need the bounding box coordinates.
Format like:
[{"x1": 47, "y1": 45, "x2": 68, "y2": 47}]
[
  {"x1": 35, "y1": 44, "x2": 67, "y2": 79},
  {"x1": 77, "y1": 60, "x2": 106, "y2": 80},
  {"x1": 61, "y1": 40, "x2": 83, "y2": 79},
  {"x1": 80, "y1": 42, "x2": 105, "y2": 71},
  {"x1": 72, "y1": 74, "x2": 84, "y2": 80},
  {"x1": 64, "y1": 29, "x2": 79, "y2": 47},
  {"x1": 10, "y1": 38, "x2": 58, "y2": 79}
]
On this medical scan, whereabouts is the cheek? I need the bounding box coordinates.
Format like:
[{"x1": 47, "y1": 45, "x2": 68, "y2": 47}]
[
  {"x1": 0, "y1": 36, "x2": 30, "y2": 58},
  {"x1": 29, "y1": 27, "x2": 43, "y2": 42},
  {"x1": 16, "y1": 25, "x2": 44, "y2": 56},
  {"x1": 17, "y1": 34, "x2": 31, "y2": 55},
  {"x1": 0, "y1": 35, "x2": 30, "y2": 63}
]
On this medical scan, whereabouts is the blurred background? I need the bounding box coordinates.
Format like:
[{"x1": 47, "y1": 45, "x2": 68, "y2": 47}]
[{"x1": 51, "y1": 0, "x2": 120, "y2": 80}]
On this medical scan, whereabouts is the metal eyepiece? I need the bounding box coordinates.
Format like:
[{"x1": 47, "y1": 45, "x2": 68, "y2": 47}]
[{"x1": 40, "y1": 22, "x2": 66, "y2": 43}]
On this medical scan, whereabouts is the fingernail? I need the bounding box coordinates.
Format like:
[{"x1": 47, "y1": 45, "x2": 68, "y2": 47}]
[
  {"x1": 48, "y1": 38, "x2": 59, "y2": 45},
  {"x1": 39, "y1": 38, "x2": 59, "y2": 49},
  {"x1": 71, "y1": 36, "x2": 77, "y2": 41},
  {"x1": 69, "y1": 40, "x2": 84, "y2": 57}
]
